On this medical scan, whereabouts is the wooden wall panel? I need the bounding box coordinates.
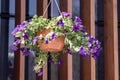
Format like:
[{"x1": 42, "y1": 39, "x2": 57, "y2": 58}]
[
  {"x1": 37, "y1": 0, "x2": 48, "y2": 17},
  {"x1": 104, "y1": 0, "x2": 119, "y2": 80},
  {"x1": 36, "y1": 0, "x2": 48, "y2": 80},
  {"x1": 59, "y1": 0, "x2": 72, "y2": 80},
  {"x1": 81, "y1": 0, "x2": 96, "y2": 80},
  {"x1": 14, "y1": 0, "x2": 26, "y2": 80}
]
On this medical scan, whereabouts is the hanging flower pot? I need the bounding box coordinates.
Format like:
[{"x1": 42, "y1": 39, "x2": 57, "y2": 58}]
[
  {"x1": 37, "y1": 28, "x2": 65, "y2": 52},
  {"x1": 10, "y1": 0, "x2": 102, "y2": 75},
  {"x1": 10, "y1": 0, "x2": 101, "y2": 76},
  {"x1": 10, "y1": 11, "x2": 102, "y2": 76}
]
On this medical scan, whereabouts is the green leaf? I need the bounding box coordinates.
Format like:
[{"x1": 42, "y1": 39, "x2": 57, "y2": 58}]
[{"x1": 15, "y1": 31, "x2": 22, "y2": 37}]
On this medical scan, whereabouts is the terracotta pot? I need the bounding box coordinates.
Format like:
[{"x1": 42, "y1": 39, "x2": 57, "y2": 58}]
[{"x1": 37, "y1": 29, "x2": 65, "y2": 52}]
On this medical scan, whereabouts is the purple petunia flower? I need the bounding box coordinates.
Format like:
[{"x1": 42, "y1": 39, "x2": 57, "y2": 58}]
[
  {"x1": 92, "y1": 46, "x2": 102, "y2": 59},
  {"x1": 61, "y1": 12, "x2": 70, "y2": 17},
  {"x1": 86, "y1": 36, "x2": 102, "y2": 59},
  {"x1": 66, "y1": 49, "x2": 73, "y2": 54},
  {"x1": 51, "y1": 33, "x2": 57, "y2": 40},
  {"x1": 22, "y1": 33, "x2": 28, "y2": 40},
  {"x1": 57, "y1": 60, "x2": 62, "y2": 67},
  {"x1": 57, "y1": 19, "x2": 64, "y2": 27},
  {"x1": 11, "y1": 27, "x2": 19, "y2": 36},
  {"x1": 15, "y1": 39, "x2": 20, "y2": 44},
  {"x1": 80, "y1": 29, "x2": 86, "y2": 34},
  {"x1": 88, "y1": 42, "x2": 92, "y2": 48},
  {"x1": 10, "y1": 45, "x2": 18, "y2": 51},
  {"x1": 78, "y1": 46, "x2": 86, "y2": 55},
  {"x1": 21, "y1": 47, "x2": 30, "y2": 56},
  {"x1": 91, "y1": 47, "x2": 98, "y2": 53},
  {"x1": 93, "y1": 54, "x2": 99, "y2": 59},
  {"x1": 45, "y1": 38, "x2": 48, "y2": 44},
  {"x1": 37, "y1": 68, "x2": 43, "y2": 76},
  {"x1": 33, "y1": 36, "x2": 38, "y2": 45},
  {"x1": 94, "y1": 47, "x2": 99, "y2": 53},
  {"x1": 48, "y1": 58, "x2": 54, "y2": 63},
  {"x1": 88, "y1": 36, "x2": 95, "y2": 42},
  {"x1": 72, "y1": 24, "x2": 81, "y2": 32},
  {"x1": 19, "y1": 22, "x2": 27, "y2": 31},
  {"x1": 95, "y1": 40, "x2": 101, "y2": 48},
  {"x1": 11, "y1": 22, "x2": 27, "y2": 36},
  {"x1": 74, "y1": 16, "x2": 82, "y2": 24},
  {"x1": 92, "y1": 48, "x2": 102, "y2": 59}
]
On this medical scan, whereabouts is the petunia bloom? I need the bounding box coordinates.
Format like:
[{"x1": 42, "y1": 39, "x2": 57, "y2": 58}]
[
  {"x1": 80, "y1": 29, "x2": 87, "y2": 34},
  {"x1": 78, "y1": 46, "x2": 86, "y2": 55},
  {"x1": 87, "y1": 42, "x2": 92, "y2": 48},
  {"x1": 15, "y1": 39, "x2": 21, "y2": 44},
  {"x1": 45, "y1": 38, "x2": 48, "y2": 44},
  {"x1": 21, "y1": 47, "x2": 30, "y2": 56},
  {"x1": 10, "y1": 45, "x2": 18, "y2": 51},
  {"x1": 37, "y1": 68, "x2": 43, "y2": 76},
  {"x1": 51, "y1": 33, "x2": 57, "y2": 40},
  {"x1": 74, "y1": 16, "x2": 82, "y2": 24},
  {"x1": 61, "y1": 12, "x2": 70, "y2": 17},
  {"x1": 22, "y1": 33, "x2": 28, "y2": 40},
  {"x1": 11, "y1": 22, "x2": 27, "y2": 36},
  {"x1": 57, "y1": 60, "x2": 62, "y2": 67},
  {"x1": 19, "y1": 22, "x2": 27, "y2": 31},
  {"x1": 48, "y1": 58, "x2": 54, "y2": 63},
  {"x1": 66, "y1": 49, "x2": 73, "y2": 54},
  {"x1": 88, "y1": 36, "x2": 95, "y2": 42},
  {"x1": 92, "y1": 48, "x2": 102, "y2": 59},
  {"x1": 87, "y1": 36, "x2": 102, "y2": 59},
  {"x1": 57, "y1": 19, "x2": 64, "y2": 27},
  {"x1": 11, "y1": 27, "x2": 20, "y2": 36},
  {"x1": 33, "y1": 36, "x2": 38, "y2": 45},
  {"x1": 72, "y1": 24, "x2": 81, "y2": 32}
]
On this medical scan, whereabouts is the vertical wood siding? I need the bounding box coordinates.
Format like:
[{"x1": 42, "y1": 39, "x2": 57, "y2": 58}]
[
  {"x1": 14, "y1": 0, "x2": 26, "y2": 80},
  {"x1": 104, "y1": 0, "x2": 119, "y2": 80},
  {"x1": 81, "y1": 0, "x2": 96, "y2": 80}
]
